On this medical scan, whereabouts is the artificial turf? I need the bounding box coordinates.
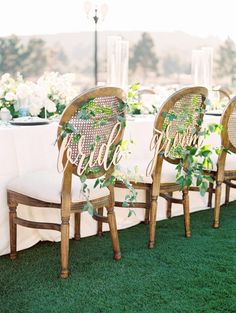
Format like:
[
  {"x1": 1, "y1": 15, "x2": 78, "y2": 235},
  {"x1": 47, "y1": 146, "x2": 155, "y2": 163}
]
[{"x1": 0, "y1": 202, "x2": 236, "y2": 313}]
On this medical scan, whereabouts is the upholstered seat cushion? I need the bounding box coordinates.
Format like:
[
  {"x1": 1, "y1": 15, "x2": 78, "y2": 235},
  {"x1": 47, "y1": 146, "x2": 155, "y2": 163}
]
[
  {"x1": 222, "y1": 153, "x2": 236, "y2": 171},
  {"x1": 210, "y1": 152, "x2": 236, "y2": 171},
  {"x1": 7, "y1": 170, "x2": 110, "y2": 204},
  {"x1": 117, "y1": 159, "x2": 178, "y2": 184}
]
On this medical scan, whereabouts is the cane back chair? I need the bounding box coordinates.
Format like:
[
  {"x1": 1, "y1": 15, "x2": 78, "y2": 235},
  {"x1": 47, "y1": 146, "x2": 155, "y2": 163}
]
[
  {"x1": 210, "y1": 96, "x2": 236, "y2": 227},
  {"x1": 212, "y1": 86, "x2": 232, "y2": 101},
  {"x1": 138, "y1": 88, "x2": 157, "y2": 114},
  {"x1": 7, "y1": 86, "x2": 126, "y2": 278},
  {"x1": 114, "y1": 86, "x2": 208, "y2": 248}
]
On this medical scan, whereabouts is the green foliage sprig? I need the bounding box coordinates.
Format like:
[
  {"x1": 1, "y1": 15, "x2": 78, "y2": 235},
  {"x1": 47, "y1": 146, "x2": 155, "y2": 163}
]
[
  {"x1": 127, "y1": 83, "x2": 142, "y2": 114},
  {"x1": 59, "y1": 97, "x2": 137, "y2": 216},
  {"x1": 175, "y1": 123, "x2": 223, "y2": 196},
  {"x1": 162, "y1": 100, "x2": 224, "y2": 196}
]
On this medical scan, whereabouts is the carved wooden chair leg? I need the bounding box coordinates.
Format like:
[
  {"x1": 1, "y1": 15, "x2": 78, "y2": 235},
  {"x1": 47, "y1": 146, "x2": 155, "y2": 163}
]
[
  {"x1": 207, "y1": 182, "x2": 214, "y2": 208},
  {"x1": 144, "y1": 209, "x2": 150, "y2": 225},
  {"x1": 166, "y1": 192, "x2": 173, "y2": 219},
  {"x1": 148, "y1": 196, "x2": 158, "y2": 249},
  {"x1": 97, "y1": 207, "x2": 104, "y2": 237},
  {"x1": 225, "y1": 182, "x2": 230, "y2": 207},
  {"x1": 183, "y1": 188, "x2": 191, "y2": 238},
  {"x1": 213, "y1": 182, "x2": 222, "y2": 228},
  {"x1": 9, "y1": 204, "x2": 17, "y2": 260},
  {"x1": 144, "y1": 188, "x2": 151, "y2": 224},
  {"x1": 106, "y1": 206, "x2": 121, "y2": 260},
  {"x1": 74, "y1": 212, "x2": 81, "y2": 241},
  {"x1": 60, "y1": 217, "x2": 70, "y2": 278}
]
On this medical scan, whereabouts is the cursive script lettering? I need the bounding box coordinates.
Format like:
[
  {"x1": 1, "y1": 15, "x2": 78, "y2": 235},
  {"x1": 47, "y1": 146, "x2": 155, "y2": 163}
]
[
  {"x1": 57, "y1": 123, "x2": 122, "y2": 175},
  {"x1": 146, "y1": 123, "x2": 201, "y2": 176}
]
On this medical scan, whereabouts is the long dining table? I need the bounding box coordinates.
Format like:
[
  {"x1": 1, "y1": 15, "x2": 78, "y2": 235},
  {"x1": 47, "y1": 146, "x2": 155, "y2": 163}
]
[{"x1": 1, "y1": 114, "x2": 235, "y2": 256}]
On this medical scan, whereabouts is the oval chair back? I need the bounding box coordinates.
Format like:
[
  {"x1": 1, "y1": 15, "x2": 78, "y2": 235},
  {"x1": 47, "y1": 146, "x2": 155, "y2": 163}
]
[
  {"x1": 153, "y1": 86, "x2": 208, "y2": 166},
  {"x1": 57, "y1": 87, "x2": 126, "y2": 179}
]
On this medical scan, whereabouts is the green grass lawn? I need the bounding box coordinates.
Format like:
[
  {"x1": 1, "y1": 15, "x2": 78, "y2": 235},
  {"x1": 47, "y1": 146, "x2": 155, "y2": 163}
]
[{"x1": 0, "y1": 203, "x2": 236, "y2": 313}]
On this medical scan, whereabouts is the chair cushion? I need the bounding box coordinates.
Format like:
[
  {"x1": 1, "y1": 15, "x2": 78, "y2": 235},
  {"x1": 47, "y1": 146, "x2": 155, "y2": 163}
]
[
  {"x1": 7, "y1": 170, "x2": 110, "y2": 204},
  {"x1": 117, "y1": 159, "x2": 178, "y2": 184},
  {"x1": 210, "y1": 152, "x2": 236, "y2": 171}
]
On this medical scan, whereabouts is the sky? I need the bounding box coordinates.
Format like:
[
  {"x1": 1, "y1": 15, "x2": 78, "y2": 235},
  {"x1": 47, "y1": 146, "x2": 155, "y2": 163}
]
[{"x1": 0, "y1": 0, "x2": 235, "y2": 40}]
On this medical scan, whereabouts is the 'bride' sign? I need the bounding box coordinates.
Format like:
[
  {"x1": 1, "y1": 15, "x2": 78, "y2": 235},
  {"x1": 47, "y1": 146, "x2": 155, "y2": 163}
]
[{"x1": 57, "y1": 123, "x2": 122, "y2": 175}]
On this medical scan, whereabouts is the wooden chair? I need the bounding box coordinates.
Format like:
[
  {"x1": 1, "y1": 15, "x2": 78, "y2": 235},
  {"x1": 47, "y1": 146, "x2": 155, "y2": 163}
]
[
  {"x1": 210, "y1": 96, "x2": 236, "y2": 227},
  {"x1": 114, "y1": 86, "x2": 208, "y2": 248},
  {"x1": 212, "y1": 86, "x2": 232, "y2": 101},
  {"x1": 138, "y1": 88, "x2": 157, "y2": 113},
  {"x1": 7, "y1": 86, "x2": 126, "y2": 278}
]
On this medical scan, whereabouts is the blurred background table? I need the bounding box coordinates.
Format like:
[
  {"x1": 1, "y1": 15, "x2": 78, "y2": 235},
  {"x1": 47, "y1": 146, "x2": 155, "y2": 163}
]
[{"x1": 1, "y1": 115, "x2": 235, "y2": 256}]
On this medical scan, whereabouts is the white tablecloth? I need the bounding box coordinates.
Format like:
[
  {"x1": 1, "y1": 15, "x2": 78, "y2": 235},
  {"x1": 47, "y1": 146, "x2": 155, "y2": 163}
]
[{"x1": 0, "y1": 115, "x2": 235, "y2": 256}]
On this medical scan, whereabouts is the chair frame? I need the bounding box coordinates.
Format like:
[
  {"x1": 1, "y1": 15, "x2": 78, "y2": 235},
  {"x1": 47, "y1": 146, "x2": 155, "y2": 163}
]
[
  {"x1": 208, "y1": 96, "x2": 236, "y2": 227},
  {"x1": 115, "y1": 86, "x2": 208, "y2": 248},
  {"x1": 8, "y1": 86, "x2": 126, "y2": 278}
]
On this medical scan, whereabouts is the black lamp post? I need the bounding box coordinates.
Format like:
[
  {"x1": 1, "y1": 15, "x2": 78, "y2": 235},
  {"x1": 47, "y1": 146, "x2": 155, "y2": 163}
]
[
  {"x1": 84, "y1": 1, "x2": 108, "y2": 86},
  {"x1": 93, "y1": 8, "x2": 99, "y2": 86}
]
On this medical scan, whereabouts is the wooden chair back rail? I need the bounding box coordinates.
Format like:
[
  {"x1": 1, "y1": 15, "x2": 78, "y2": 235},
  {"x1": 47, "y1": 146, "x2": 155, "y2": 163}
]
[
  {"x1": 115, "y1": 201, "x2": 149, "y2": 209},
  {"x1": 224, "y1": 180, "x2": 236, "y2": 188},
  {"x1": 8, "y1": 191, "x2": 110, "y2": 211},
  {"x1": 14, "y1": 217, "x2": 61, "y2": 231},
  {"x1": 159, "y1": 193, "x2": 183, "y2": 204},
  {"x1": 8, "y1": 191, "x2": 61, "y2": 208},
  {"x1": 115, "y1": 181, "x2": 151, "y2": 190},
  {"x1": 224, "y1": 171, "x2": 236, "y2": 178}
]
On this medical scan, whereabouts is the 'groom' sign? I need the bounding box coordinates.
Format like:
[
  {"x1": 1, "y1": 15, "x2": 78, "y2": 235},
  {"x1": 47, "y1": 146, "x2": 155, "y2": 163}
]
[{"x1": 146, "y1": 123, "x2": 200, "y2": 176}]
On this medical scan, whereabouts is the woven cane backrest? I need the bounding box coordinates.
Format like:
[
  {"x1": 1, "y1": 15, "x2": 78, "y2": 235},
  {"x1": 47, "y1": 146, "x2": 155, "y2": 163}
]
[
  {"x1": 154, "y1": 86, "x2": 208, "y2": 164},
  {"x1": 221, "y1": 96, "x2": 236, "y2": 154},
  {"x1": 57, "y1": 87, "x2": 126, "y2": 178}
]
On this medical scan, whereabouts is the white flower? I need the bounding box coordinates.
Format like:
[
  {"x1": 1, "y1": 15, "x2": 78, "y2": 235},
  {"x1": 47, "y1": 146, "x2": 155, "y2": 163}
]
[
  {"x1": 0, "y1": 88, "x2": 4, "y2": 97},
  {"x1": 1, "y1": 73, "x2": 11, "y2": 83},
  {"x1": 28, "y1": 104, "x2": 41, "y2": 116},
  {"x1": 5, "y1": 91, "x2": 16, "y2": 101},
  {"x1": 16, "y1": 83, "x2": 31, "y2": 99},
  {"x1": 45, "y1": 98, "x2": 56, "y2": 113},
  {"x1": 28, "y1": 96, "x2": 44, "y2": 116}
]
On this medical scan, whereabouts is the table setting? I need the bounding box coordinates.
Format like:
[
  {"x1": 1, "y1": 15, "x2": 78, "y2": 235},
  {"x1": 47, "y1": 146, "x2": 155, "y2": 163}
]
[{"x1": 0, "y1": 77, "x2": 236, "y2": 257}]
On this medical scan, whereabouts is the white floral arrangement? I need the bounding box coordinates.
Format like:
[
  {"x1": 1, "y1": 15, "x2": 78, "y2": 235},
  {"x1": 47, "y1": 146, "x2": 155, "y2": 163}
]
[{"x1": 0, "y1": 72, "x2": 77, "y2": 119}]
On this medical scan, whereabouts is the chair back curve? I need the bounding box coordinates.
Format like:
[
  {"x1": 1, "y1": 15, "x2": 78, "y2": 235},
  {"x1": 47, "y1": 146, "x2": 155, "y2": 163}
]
[
  {"x1": 153, "y1": 86, "x2": 208, "y2": 165},
  {"x1": 57, "y1": 86, "x2": 127, "y2": 179},
  {"x1": 221, "y1": 95, "x2": 236, "y2": 154}
]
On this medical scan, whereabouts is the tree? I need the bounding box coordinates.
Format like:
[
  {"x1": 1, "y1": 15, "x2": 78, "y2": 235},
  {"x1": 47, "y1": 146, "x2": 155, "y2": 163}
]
[
  {"x1": 129, "y1": 32, "x2": 158, "y2": 77},
  {"x1": 0, "y1": 35, "x2": 24, "y2": 75},
  {"x1": 215, "y1": 37, "x2": 236, "y2": 86},
  {"x1": 0, "y1": 35, "x2": 69, "y2": 78},
  {"x1": 44, "y1": 44, "x2": 69, "y2": 73},
  {"x1": 162, "y1": 54, "x2": 182, "y2": 76},
  {"x1": 21, "y1": 38, "x2": 48, "y2": 77}
]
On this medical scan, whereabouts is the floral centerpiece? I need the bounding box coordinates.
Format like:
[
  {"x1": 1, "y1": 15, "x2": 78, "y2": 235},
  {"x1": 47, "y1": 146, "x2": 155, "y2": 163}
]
[
  {"x1": 0, "y1": 72, "x2": 77, "y2": 119},
  {"x1": 0, "y1": 73, "x2": 19, "y2": 118},
  {"x1": 37, "y1": 72, "x2": 77, "y2": 118}
]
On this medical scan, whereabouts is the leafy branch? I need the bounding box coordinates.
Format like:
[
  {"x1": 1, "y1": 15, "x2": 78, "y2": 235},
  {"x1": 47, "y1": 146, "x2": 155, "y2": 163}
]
[
  {"x1": 58, "y1": 97, "x2": 137, "y2": 216},
  {"x1": 161, "y1": 96, "x2": 224, "y2": 196}
]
